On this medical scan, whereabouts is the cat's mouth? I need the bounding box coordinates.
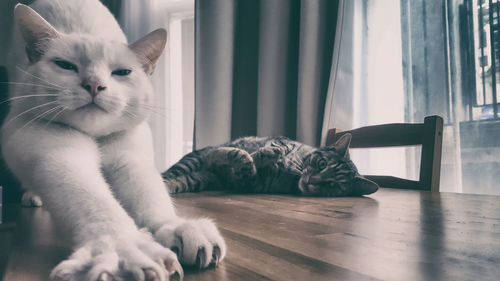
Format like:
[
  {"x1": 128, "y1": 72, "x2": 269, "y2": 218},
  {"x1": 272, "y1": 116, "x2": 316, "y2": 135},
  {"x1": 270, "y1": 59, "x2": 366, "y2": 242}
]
[{"x1": 74, "y1": 102, "x2": 108, "y2": 113}]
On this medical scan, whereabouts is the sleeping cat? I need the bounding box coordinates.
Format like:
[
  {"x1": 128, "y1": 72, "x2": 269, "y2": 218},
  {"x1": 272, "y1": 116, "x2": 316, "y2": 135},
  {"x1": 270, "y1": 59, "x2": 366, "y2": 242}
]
[
  {"x1": 2, "y1": 1, "x2": 225, "y2": 280},
  {"x1": 163, "y1": 134, "x2": 379, "y2": 197}
]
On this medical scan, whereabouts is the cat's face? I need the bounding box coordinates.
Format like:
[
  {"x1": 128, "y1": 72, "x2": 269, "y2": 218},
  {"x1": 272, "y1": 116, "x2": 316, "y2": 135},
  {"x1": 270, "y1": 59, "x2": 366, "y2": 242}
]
[
  {"x1": 27, "y1": 35, "x2": 152, "y2": 134},
  {"x1": 298, "y1": 134, "x2": 379, "y2": 196},
  {"x1": 13, "y1": 5, "x2": 166, "y2": 136}
]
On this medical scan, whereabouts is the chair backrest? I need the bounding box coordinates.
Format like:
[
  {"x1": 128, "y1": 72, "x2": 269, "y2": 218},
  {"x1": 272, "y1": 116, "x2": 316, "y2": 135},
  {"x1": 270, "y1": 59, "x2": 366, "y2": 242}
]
[{"x1": 325, "y1": 115, "x2": 443, "y2": 192}]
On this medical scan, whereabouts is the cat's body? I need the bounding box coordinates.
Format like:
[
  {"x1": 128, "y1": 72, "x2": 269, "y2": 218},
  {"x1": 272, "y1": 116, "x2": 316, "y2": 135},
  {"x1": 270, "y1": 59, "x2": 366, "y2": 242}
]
[
  {"x1": 2, "y1": 1, "x2": 225, "y2": 280},
  {"x1": 163, "y1": 135, "x2": 379, "y2": 197}
]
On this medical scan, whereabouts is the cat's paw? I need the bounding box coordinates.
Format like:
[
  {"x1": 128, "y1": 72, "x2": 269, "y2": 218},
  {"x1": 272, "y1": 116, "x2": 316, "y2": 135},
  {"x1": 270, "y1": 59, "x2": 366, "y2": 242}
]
[
  {"x1": 21, "y1": 191, "x2": 43, "y2": 207},
  {"x1": 154, "y1": 218, "x2": 226, "y2": 269},
  {"x1": 50, "y1": 231, "x2": 182, "y2": 281},
  {"x1": 228, "y1": 149, "x2": 256, "y2": 182},
  {"x1": 208, "y1": 147, "x2": 256, "y2": 180},
  {"x1": 251, "y1": 147, "x2": 281, "y2": 167}
]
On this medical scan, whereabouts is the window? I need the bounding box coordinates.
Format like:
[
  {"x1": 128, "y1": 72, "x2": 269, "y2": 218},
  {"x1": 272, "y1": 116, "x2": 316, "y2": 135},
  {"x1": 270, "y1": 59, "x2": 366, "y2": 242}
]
[
  {"x1": 464, "y1": 0, "x2": 500, "y2": 119},
  {"x1": 328, "y1": 0, "x2": 500, "y2": 195}
]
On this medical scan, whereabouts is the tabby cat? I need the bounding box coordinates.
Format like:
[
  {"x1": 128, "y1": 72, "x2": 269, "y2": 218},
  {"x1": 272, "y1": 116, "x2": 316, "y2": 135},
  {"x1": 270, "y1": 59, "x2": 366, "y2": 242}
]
[{"x1": 163, "y1": 134, "x2": 379, "y2": 197}]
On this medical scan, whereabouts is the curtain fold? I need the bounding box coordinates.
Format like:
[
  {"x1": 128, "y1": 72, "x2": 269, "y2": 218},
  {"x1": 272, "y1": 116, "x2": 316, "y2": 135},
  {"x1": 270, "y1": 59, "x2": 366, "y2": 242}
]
[
  {"x1": 194, "y1": 0, "x2": 340, "y2": 148},
  {"x1": 195, "y1": 0, "x2": 235, "y2": 148},
  {"x1": 296, "y1": 0, "x2": 338, "y2": 145}
]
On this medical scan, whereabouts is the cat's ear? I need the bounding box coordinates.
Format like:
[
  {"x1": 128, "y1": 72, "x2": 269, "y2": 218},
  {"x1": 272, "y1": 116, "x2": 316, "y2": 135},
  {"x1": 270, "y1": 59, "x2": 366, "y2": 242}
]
[
  {"x1": 351, "y1": 176, "x2": 379, "y2": 196},
  {"x1": 129, "y1": 29, "x2": 167, "y2": 75},
  {"x1": 14, "y1": 4, "x2": 60, "y2": 62},
  {"x1": 333, "y1": 133, "x2": 352, "y2": 157}
]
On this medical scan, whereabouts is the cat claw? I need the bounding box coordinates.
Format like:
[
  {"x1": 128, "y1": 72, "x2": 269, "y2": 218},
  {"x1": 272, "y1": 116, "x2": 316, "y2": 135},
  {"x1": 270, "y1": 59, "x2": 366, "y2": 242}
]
[
  {"x1": 195, "y1": 245, "x2": 221, "y2": 269},
  {"x1": 195, "y1": 247, "x2": 206, "y2": 270},
  {"x1": 210, "y1": 245, "x2": 221, "y2": 267},
  {"x1": 97, "y1": 272, "x2": 114, "y2": 281},
  {"x1": 164, "y1": 258, "x2": 184, "y2": 281}
]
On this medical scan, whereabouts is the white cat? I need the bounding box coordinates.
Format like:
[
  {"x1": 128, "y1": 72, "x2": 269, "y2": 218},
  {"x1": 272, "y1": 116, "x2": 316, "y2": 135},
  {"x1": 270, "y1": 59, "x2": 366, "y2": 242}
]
[{"x1": 1, "y1": 1, "x2": 226, "y2": 280}]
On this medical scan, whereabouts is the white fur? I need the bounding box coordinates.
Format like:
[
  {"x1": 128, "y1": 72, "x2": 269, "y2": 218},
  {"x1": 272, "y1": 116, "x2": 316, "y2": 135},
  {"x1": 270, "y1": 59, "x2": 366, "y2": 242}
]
[{"x1": 2, "y1": 0, "x2": 225, "y2": 279}]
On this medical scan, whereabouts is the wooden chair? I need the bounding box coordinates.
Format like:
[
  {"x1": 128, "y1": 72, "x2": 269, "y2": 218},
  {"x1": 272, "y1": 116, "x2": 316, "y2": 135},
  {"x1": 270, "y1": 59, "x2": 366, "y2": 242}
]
[{"x1": 325, "y1": 115, "x2": 443, "y2": 192}]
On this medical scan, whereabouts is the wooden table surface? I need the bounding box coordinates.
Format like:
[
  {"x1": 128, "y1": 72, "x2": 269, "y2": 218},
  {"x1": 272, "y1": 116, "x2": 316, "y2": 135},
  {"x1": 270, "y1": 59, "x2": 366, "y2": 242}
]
[{"x1": 1, "y1": 189, "x2": 499, "y2": 281}]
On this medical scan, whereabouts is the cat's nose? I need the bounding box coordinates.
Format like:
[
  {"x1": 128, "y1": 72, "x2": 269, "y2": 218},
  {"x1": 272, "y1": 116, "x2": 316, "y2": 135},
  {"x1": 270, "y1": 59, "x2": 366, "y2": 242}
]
[{"x1": 81, "y1": 79, "x2": 106, "y2": 97}]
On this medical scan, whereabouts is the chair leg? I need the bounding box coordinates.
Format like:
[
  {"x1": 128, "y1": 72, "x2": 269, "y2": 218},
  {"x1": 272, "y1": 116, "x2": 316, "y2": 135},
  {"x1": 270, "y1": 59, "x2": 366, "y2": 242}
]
[{"x1": 419, "y1": 115, "x2": 444, "y2": 192}]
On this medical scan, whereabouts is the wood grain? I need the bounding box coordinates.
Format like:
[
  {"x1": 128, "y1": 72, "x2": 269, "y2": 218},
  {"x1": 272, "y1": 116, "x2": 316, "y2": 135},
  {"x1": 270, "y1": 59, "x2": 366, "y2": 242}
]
[{"x1": 1, "y1": 189, "x2": 500, "y2": 281}]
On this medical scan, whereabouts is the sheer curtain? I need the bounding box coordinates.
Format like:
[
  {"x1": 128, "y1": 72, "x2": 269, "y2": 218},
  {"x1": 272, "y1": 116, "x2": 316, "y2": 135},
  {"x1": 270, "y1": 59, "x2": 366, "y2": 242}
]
[
  {"x1": 322, "y1": 0, "x2": 411, "y2": 182},
  {"x1": 121, "y1": 0, "x2": 195, "y2": 171},
  {"x1": 324, "y1": 0, "x2": 500, "y2": 195}
]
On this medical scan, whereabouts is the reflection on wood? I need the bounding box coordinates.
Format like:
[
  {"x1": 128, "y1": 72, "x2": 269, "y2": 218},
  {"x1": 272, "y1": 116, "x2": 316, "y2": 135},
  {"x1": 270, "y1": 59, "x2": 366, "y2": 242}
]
[{"x1": 1, "y1": 189, "x2": 500, "y2": 281}]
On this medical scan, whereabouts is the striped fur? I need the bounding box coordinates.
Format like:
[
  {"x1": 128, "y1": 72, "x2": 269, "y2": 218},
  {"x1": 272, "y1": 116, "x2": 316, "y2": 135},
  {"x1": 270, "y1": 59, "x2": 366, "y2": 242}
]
[{"x1": 162, "y1": 134, "x2": 379, "y2": 197}]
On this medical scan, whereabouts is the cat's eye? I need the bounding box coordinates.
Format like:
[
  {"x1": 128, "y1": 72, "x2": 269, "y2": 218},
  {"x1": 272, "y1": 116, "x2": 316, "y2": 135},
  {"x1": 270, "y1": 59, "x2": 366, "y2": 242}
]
[
  {"x1": 112, "y1": 69, "x2": 132, "y2": 76},
  {"x1": 317, "y1": 159, "x2": 327, "y2": 170},
  {"x1": 53, "y1": 60, "x2": 78, "y2": 72}
]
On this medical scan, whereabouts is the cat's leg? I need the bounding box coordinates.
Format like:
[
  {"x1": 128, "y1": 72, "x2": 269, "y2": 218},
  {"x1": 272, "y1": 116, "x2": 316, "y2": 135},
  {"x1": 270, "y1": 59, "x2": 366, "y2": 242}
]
[
  {"x1": 162, "y1": 150, "x2": 223, "y2": 193},
  {"x1": 205, "y1": 147, "x2": 256, "y2": 191},
  {"x1": 164, "y1": 171, "x2": 222, "y2": 193},
  {"x1": 251, "y1": 145, "x2": 304, "y2": 194},
  {"x1": 251, "y1": 147, "x2": 281, "y2": 168},
  {"x1": 101, "y1": 123, "x2": 226, "y2": 269},
  {"x1": 2, "y1": 126, "x2": 180, "y2": 281}
]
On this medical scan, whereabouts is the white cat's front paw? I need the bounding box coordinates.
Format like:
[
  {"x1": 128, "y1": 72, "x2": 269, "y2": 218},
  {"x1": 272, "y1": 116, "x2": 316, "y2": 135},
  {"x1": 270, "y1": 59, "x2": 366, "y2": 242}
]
[
  {"x1": 50, "y1": 231, "x2": 182, "y2": 281},
  {"x1": 154, "y1": 218, "x2": 226, "y2": 269}
]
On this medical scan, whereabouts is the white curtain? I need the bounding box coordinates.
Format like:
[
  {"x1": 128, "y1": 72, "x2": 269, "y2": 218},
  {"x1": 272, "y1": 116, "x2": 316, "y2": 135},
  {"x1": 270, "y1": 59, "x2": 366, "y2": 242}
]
[
  {"x1": 322, "y1": 0, "x2": 413, "y2": 181},
  {"x1": 121, "y1": 0, "x2": 195, "y2": 171}
]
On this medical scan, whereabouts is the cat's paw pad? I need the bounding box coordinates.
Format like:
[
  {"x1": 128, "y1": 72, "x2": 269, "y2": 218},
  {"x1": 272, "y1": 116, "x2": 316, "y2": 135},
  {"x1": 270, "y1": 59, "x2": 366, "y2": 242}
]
[
  {"x1": 50, "y1": 231, "x2": 182, "y2": 281},
  {"x1": 155, "y1": 218, "x2": 226, "y2": 269},
  {"x1": 21, "y1": 191, "x2": 43, "y2": 207}
]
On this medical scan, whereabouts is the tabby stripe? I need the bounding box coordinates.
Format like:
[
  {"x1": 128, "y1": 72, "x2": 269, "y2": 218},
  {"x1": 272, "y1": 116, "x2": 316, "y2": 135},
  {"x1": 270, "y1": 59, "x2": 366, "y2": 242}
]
[
  {"x1": 175, "y1": 162, "x2": 191, "y2": 173},
  {"x1": 186, "y1": 174, "x2": 199, "y2": 191},
  {"x1": 183, "y1": 159, "x2": 196, "y2": 172},
  {"x1": 334, "y1": 170, "x2": 351, "y2": 176},
  {"x1": 228, "y1": 150, "x2": 239, "y2": 161},
  {"x1": 165, "y1": 166, "x2": 185, "y2": 177},
  {"x1": 192, "y1": 174, "x2": 202, "y2": 192}
]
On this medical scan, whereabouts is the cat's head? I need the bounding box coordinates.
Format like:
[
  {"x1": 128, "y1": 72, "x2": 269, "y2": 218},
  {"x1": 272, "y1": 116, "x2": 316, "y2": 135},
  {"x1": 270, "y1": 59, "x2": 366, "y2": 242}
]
[
  {"x1": 12, "y1": 4, "x2": 166, "y2": 136},
  {"x1": 298, "y1": 134, "x2": 379, "y2": 196}
]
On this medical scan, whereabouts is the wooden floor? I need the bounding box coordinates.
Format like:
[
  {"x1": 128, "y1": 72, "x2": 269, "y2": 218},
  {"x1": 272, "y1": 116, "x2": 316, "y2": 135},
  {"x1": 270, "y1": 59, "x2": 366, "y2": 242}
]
[{"x1": 1, "y1": 189, "x2": 500, "y2": 281}]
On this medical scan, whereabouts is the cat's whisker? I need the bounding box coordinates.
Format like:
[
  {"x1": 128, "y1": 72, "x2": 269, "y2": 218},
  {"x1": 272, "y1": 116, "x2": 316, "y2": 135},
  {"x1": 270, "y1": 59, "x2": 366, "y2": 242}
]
[
  {"x1": 14, "y1": 105, "x2": 65, "y2": 136},
  {"x1": 15, "y1": 65, "x2": 65, "y2": 89},
  {"x1": 143, "y1": 106, "x2": 166, "y2": 114},
  {"x1": 138, "y1": 105, "x2": 166, "y2": 118},
  {"x1": 10, "y1": 91, "x2": 59, "y2": 95},
  {"x1": 3, "y1": 100, "x2": 59, "y2": 127},
  {"x1": 123, "y1": 110, "x2": 139, "y2": 119},
  {"x1": 144, "y1": 109, "x2": 165, "y2": 118},
  {"x1": 43, "y1": 106, "x2": 67, "y2": 129},
  {"x1": 0, "y1": 81, "x2": 62, "y2": 91},
  {"x1": 140, "y1": 103, "x2": 167, "y2": 110},
  {"x1": 0, "y1": 94, "x2": 60, "y2": 105}
]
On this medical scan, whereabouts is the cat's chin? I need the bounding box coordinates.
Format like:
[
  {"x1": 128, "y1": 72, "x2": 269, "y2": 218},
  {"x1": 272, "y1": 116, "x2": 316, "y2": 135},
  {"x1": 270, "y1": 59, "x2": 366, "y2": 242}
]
[{"x1": 57, "y1": 108, "x2": 143, "y2": 137}]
